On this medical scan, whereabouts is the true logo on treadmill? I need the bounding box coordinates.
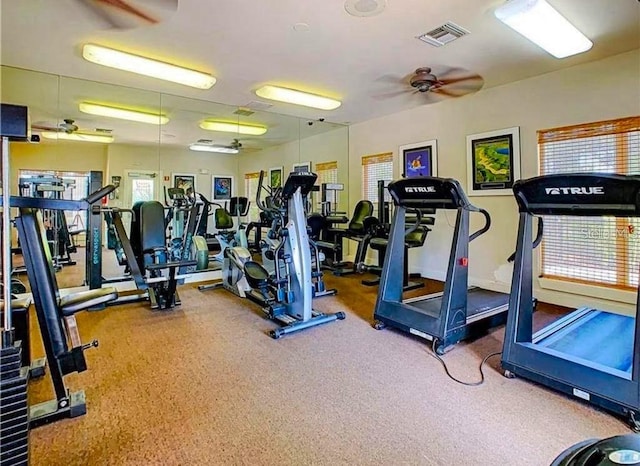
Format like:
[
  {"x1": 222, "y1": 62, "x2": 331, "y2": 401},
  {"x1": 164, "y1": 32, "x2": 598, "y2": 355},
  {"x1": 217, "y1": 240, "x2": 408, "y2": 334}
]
[
  {"x1": 405, "y1": 186, "x2": 436, "y2": 193},
  {"x1": 545, "y1": 187, "x2": 605, "y2": 195}
]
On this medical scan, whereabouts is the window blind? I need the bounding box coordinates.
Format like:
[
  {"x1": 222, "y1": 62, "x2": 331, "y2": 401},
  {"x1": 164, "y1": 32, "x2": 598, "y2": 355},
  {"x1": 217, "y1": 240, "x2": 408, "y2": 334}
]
[
  {"x1": 244, "y1": 172, "x2": 261, "y2": 222},
  {"x1": 316, "y1": 161, "x2": 338, "y2": 185},
  {"x1": 315, "y1": 161, "x2": 339, "y2": 212},
  {"x1": 362, "y1": 152, "x2": 393, "y2": 205},
  {"x1": 538, "y1": 116, "x2": 640, "y2": 289}
]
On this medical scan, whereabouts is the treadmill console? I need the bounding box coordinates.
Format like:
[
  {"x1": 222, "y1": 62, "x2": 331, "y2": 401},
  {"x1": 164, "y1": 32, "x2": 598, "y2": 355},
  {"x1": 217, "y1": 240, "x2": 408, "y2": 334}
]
[
  {"x1": 387, "y1": 177, "x2": 471, "y2": 209},
  {"x1": 281, "y1": 171, "x2": 318, "y2": 199},
  {"x1": 513, "y1": 173, "x2": 640, "y2": 216}
]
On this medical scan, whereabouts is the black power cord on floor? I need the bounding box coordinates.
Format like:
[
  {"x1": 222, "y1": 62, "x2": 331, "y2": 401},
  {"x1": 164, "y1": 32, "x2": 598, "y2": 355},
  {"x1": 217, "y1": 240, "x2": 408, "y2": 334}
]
[{"x1": 428, "y1": 340, "x2": 502, "y2": 386}]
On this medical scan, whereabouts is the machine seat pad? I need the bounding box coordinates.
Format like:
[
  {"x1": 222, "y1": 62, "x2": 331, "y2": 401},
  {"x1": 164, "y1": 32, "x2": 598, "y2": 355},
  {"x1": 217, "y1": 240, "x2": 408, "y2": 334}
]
[
  {"x1": 325, "y1": 216, "x2": 349, "y2": 224},
  {"x1": 316, "y1": 240, "x2": 339, "y2": 251},
  {"x1": 0, "y1": 297, "x2": 32, "y2": 311},
  {"x1": 331, "y1": 229, "x2": 366, "y2": 241},
  {"x1": 406, "y1": 239, "x2": 426, "y2": 248},
  {"x1": 369, "y1": 238, "x2": 389, "y2": 251},
  {"x1": 59, "y1": 287, "x2": 119, "y2": 316},
  {"x1": 244, "y1": 261, "x2": 270, "y2": 288}
]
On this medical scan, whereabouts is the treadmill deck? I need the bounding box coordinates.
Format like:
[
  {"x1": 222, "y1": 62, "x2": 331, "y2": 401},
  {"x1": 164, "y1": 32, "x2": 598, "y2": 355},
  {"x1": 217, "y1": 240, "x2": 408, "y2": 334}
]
[
  {"x1": 403, "y1": 288, "x2": 509, "y2": 323},
  {"x1": 535, "y1": 308, "x2": 634, "y2": 374}
]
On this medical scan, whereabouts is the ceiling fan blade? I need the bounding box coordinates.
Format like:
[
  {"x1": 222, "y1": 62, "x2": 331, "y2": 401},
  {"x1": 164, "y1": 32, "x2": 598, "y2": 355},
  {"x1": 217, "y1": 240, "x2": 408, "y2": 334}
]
[
  {"x1": 374, "y1": 74, "x2": 407, "y2": 85},
  {"x1": 431, "y1": 88, "x2": 459, "y2": 98},
  {"x1": 436, "y1": 74, "x2": 484, "y2": 97},
  {"x1": 31, "y1": 125, "x2": 58, "y2": 132},
  {"x1": 372, "y1": 89, "x2": 414, "y2": 100},
  {"x1": 79, "y1": 0, "x2": 177, "y2": 29},
  {"x1": 439, "y1": 75, "x2": 483, "y2": 86}
]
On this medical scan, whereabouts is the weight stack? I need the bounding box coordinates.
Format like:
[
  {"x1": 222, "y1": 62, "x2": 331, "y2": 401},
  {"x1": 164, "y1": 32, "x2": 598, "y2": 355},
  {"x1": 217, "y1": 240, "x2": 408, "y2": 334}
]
[{"x1": 1, "y1": 343, "x2": 30, "y2": 466}]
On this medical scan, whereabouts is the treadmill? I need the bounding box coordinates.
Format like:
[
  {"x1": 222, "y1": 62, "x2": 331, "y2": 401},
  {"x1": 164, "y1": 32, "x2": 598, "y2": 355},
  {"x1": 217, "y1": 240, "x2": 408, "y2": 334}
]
[
  {"x1": 373, "y1": 176, "x2": 511, "y2": 354},
  {"x1": 502, "y1": 173, "x2": 640, "y2": 432}
]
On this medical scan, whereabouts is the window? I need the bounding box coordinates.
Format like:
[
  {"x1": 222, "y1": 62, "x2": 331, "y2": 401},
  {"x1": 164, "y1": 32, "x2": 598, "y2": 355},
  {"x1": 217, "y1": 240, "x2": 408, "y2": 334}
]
[
  {"x1": 316, "y1": 161, "x2": 338, "y2": 186},
  {"x1": 244, "y1": 172, "x2": 261, "y2": 222},
  {"x1": 362, "y1": 152, "x2": 393, "y2": 211},
  {"x1": 315, "y1": 161, "x2": 339, "y2": 211},
  {"x1": 538, "y1": 116, "x2": 640, "y2": 289},
  {"x1": 18, "y1": 169, "x2": 89, "y2": 234}
]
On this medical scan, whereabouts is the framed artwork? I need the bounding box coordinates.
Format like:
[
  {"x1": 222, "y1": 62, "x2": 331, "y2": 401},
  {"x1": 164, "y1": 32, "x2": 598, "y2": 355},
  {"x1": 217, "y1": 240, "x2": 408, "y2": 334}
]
[
  {"x1": 466, "y1": 126, "x2": 520, "y2": 196},
  {"x1": 269, "y1": 166, "x2": 283, "y2": 189},
  {"x1": 172, "y1": 173, "x2": 196, "y2": 196},
  {"x1": 399, "y1": 140, "x2": 437, "y2": 178},
  {"x1": 293, "y1": 161, "x2": 312, "y2": 173},
  {"x1": 212, "y1": 175, "x2": 233, "y2": 200}
]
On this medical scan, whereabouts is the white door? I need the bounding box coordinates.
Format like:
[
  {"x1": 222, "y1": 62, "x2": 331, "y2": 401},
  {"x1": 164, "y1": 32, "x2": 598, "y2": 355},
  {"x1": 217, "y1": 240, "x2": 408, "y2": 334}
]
[{"x1": 122, "y1": 170, "x2": 163, "y2": 233}]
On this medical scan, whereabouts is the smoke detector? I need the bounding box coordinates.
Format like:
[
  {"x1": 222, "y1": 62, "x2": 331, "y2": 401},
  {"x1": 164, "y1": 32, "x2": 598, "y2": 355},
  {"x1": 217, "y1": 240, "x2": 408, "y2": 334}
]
[
  {"x1": 345, "y1": 0, "x2": 386, "y2": 17},
  {"x1": 417, "y1": 22, "x2": 470, "y2": 47}
]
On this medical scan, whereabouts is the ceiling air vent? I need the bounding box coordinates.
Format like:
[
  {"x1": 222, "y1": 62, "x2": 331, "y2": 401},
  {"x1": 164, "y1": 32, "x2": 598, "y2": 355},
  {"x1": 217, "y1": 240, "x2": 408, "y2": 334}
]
[
  {"x1": 243, "y1": 100, "x2": 273, "y2": 111},
  {"x1": 233, "y1": 107, "x2": 255, "y2": 116},
  {"x1": 417, "y1": 21, "x2": 470, "y2": 47}
]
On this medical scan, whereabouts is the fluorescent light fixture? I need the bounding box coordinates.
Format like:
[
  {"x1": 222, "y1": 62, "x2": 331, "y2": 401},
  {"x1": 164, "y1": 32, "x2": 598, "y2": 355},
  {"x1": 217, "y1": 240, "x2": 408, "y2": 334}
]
[
  {"x1": 199, "y1": 120, "x2": 267, "y2": 136},
  {"x1": 40, "y1": 131, "x2": 114, "y2": 143},
  {"x1": 79, "y1": 102, "x2": 169, "y2": 125},
  {"x1": 189, "y1": 143, "x2": 239, "y2": 154},
  {"x1": 494, "y1": 0, "x2": 592, "y2": 59},
  {"x1": 255, "y1": 85, "x2": 341, "y2": 110},
  {"x1": 82, "y1": 43, "x2": 216, "y2": 89}
]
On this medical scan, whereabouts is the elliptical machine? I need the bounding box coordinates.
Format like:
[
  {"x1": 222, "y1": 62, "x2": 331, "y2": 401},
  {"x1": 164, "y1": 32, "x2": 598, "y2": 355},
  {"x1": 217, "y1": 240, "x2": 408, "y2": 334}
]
[{"x1": 199, "y1": 170, "x2": 344, "y2": 338}]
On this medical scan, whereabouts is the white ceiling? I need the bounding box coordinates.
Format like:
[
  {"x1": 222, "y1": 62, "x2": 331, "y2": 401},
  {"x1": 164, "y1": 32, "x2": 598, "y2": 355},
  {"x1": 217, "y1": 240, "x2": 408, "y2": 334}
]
[{"x1": 1, "y1": 0, "x2": 639, "y2": 128}]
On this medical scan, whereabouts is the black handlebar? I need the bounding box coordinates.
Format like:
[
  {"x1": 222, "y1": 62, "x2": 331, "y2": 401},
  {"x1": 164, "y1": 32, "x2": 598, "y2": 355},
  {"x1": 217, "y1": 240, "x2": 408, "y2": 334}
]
[
  {"x1": 469, "y1": 208, "x2": 491, "y2": 242},
  {"x1": 86, "y1": 185, "x2": 116, "y2": 204},
  {"x1": 256, "y1": 170, "x2": 266, "y2": 210},
  {"x1": 507, "y1": 217, "x2": 544, "y2": 263}
]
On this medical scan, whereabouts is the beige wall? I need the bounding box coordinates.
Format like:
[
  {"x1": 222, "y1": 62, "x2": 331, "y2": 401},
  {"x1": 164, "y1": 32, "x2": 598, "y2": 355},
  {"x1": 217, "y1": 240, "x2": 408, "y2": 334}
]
[
  {"x1": 237, "y1": 126, "x2": 350, "y2": 213},
  {"x1": 348, "y1": 49, "x2": 640, "y2": 313},
  {"x1": 9, "y1": 141, "x2": 108, "y2": 194}
]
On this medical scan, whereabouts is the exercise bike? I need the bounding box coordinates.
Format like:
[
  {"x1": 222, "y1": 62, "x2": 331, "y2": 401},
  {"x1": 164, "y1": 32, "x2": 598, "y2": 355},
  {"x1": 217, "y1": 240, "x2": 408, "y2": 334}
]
[{"x1": 199, "y1": 170, "x2": 344, "y2": 338}]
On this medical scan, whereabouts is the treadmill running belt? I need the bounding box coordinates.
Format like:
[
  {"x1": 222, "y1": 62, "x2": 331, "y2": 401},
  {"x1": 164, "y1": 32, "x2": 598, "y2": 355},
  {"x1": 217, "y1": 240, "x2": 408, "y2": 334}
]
[{"x1": 538, "y1": 310, "x2": 634, "y2": 374}]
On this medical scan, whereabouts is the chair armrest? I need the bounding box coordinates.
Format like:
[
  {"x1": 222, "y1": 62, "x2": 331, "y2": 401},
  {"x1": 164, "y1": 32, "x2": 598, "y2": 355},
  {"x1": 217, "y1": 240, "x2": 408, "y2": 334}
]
[{"x1": 59, "y1": 287, "x2": 118, "y2": 316}]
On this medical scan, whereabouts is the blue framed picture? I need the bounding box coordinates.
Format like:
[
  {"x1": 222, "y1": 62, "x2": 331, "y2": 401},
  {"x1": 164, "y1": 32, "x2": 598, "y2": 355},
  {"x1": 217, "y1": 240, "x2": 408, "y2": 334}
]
[{"x1": 399, "y1": 140, "x2": 438, "y2": 178}]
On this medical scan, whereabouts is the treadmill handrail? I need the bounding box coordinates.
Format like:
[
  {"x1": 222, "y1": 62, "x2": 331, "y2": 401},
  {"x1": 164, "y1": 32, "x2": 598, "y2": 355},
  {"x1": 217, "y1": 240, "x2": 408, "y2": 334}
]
[
  {"x1": 507, "y1": 216, "x2": 544, "y2": 263},
  {"x1": 469, "y1": 208, "x2": 491, "y2": 242}
]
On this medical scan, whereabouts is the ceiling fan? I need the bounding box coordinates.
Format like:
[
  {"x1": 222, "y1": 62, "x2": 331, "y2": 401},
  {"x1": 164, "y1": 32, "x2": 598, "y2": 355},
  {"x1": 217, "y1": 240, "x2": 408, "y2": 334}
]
[
  {"x1": 374, "y1": 66, "x2": 484, "y2": 103},
  {"x1": 32, "y1": 118, "x2": 112, "y2": 134},
  {"x1": 32, "y1": 119, "x2": 79, "y2": 134},
  {"x1": 77, "y1": 0, "x2": 178, "y2": 30},
  {"x1": 190, "y1": 138, "x2": 261, "y2": 154},
  {"x1": 31, "y1": 119, "x2": 115, "y2": 142}
]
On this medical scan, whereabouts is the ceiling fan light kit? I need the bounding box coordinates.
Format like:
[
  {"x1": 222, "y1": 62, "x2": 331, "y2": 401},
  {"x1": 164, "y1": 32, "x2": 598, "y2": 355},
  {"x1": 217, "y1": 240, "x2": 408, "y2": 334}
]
[
  {"x1": 494, "y1": 0, "x2": 593, "y2": 58},
  {"x1": 40, "y1": 131, "x2": 114, "y2": 143},
  {"x1": 82, "y1": 44, "x2": 216, "y2": 89},
  {"x1": 79, "y1": 102, "x2": 169, "y2": 125},
  {"x1": 199, "y1": 120, "x2": 268, "y2": 136},
  {"x1": 189, "y1": 142, "x2": 239, "y2": 154},
  {"x1": 255, "y1": 85, "x2": 341, "y2": 110}
]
